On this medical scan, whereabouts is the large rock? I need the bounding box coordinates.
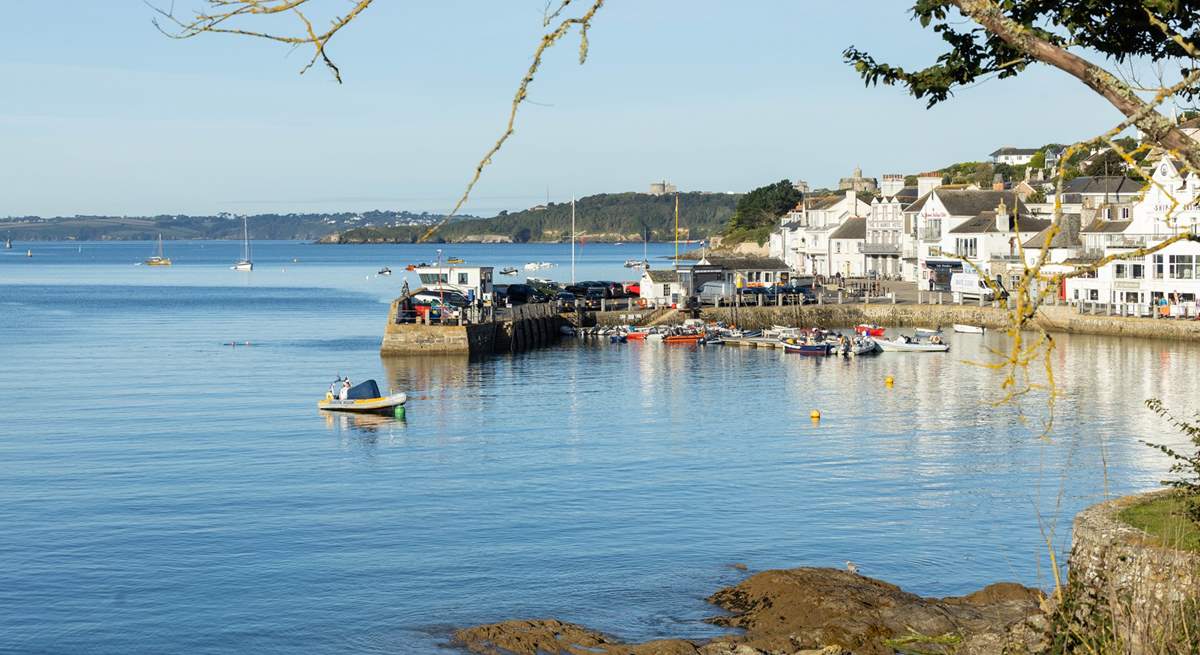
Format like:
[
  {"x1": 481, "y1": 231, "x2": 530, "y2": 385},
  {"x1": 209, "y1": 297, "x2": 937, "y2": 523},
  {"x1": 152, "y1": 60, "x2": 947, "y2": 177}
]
[{"x1": 449, "y1": 568, "x2": 1045, "y2": 655}]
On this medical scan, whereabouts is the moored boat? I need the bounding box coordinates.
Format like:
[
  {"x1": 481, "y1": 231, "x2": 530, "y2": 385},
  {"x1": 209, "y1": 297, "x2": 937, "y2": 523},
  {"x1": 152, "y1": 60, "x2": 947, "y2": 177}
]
[
  {"x1": 318, "y1": 378, "x2": 407, "y2": 414},
  {"x1": 915, "y1": 327, "x2": 943, "y2": 337},
  {"x1": 877, "y1": 336, "x2": 949, "y2": 352},
  {"x1": 854, "y1": 323, "x2": 885, "y2": 337},
  {"x1": 144, "y1": 234, "x2": 172, "y2": 266},
  {"x1": 500, "y1": 267, "x2": 519, "y2": 276},
  {"x1": 784, "y1": 342, "x2": 832, "y2": 356},
  {"x1": 850, "y1": 337, "x2": 879, "y2": 356},
  {"x1": 953, "y1": 324, "x2": 984, "y2": 334},
  {"x1": 663, "y1": 333, "x2": 704, "y2": 343},
  {"x1": 447, "y1": 257, "x2": 465, "y2": 264}
]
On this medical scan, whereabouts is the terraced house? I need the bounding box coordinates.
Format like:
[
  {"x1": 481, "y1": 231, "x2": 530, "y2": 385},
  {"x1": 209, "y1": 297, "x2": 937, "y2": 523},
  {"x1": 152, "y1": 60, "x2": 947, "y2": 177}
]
[{"x1": 1066, "y1": 157, "x2": 1200, "y2": 314}]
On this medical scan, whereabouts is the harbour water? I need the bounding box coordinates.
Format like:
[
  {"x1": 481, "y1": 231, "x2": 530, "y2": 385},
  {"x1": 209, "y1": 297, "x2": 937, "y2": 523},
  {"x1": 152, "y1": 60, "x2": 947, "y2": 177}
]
[{"x1": 0, "y1": 241, "x2": 1195, "y2": 654}]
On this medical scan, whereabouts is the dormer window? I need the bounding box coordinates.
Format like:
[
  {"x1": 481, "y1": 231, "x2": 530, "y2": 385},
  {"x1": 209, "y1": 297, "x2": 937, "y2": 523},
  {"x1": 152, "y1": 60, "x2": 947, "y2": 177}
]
[{"x1": 1120, "y1": 207, "x2": 1129, "y2": 219}]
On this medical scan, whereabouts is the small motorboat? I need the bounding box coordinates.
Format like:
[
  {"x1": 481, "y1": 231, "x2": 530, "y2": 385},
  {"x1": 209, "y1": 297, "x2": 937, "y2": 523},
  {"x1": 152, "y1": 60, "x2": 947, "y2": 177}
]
[
  {"x1": 850, "y1": 337, "x2": 879, "y2": 356},
  {"x1": 784, "y1": 342, "x2": 832, "y2": 356},
  {"x1": 663, "y1": 333, "x2": 704, "y2": 344},
  {"x1": 877, "y1": 336, "x2": 949, "y2": 352},
  {"x1": 609, "y1": 334, "x2": 627, "y2": 344},
  {"x1": 447, "y1": 257, "x2": 465, "y2": 264},
  {"x1": 953, "y1": 324, "x2": 984, "y2": 334},
  {"x1": 623, "y1": 259, "x2": 646, "y2": 268},
  {"x1": 625, "y1": 331, "x2": 649, "y2": 340},
  {"x1": 500, "y1": 267, "x2": 519, "y2": 276},
  {"x1": 560, "y1": 325, "x2": 576, "y2": 336},
  {"x1": 378, "y1": 267, "x2": 392, "y2": 276},
  {"x1": 854, "y1": 323, "x2": 885, "y2": 337},
  {"x1": 915, "y1": 327, "x2": 943, "y2": 337},
  {"x1": 318, "y1": 378, "x2": 407, "y2": 414}
]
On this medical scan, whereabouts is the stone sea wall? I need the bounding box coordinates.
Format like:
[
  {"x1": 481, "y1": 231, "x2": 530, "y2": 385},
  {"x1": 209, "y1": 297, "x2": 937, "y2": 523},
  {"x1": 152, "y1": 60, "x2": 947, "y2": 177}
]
[
  {"x1": 1065, "y1": 490, "x2": 1200, "y2": 654},
  {"x1": 606, "y1": 302, "x2": 1200, "y2": 342}
]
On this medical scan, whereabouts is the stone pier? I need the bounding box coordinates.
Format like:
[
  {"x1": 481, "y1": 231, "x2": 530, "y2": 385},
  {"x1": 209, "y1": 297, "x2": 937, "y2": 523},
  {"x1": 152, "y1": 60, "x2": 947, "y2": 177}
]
[{"x1": 380, "y1": 299, "x2": 565, "y2": 357}]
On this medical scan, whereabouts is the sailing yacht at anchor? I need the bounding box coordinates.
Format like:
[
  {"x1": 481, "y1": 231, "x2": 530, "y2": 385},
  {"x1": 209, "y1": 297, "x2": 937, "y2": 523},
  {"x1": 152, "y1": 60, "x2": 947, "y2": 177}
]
[{"x1": 231, "y1": 216, "x2": 253, "y2": 271}]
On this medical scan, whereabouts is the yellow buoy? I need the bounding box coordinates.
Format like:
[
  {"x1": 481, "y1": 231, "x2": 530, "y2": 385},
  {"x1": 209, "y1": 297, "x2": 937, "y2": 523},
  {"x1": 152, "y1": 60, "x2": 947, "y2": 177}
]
[
  {"x1": 885, "y1": 376, "x2": 894, "y2": 386},
  {"x1": 810, "y1": 409, "x2": 821, "y2": 420}
]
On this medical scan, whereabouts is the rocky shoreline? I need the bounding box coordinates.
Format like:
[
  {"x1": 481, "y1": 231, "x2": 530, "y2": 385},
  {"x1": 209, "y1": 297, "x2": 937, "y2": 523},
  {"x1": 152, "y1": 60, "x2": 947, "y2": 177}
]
[{"x1": 450, "y1": 567, "x2": 1048, "y2": 655}]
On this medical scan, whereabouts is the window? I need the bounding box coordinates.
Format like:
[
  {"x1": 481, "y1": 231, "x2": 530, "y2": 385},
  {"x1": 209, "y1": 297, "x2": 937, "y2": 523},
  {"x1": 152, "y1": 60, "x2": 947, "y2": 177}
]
[
  {"x1": 1114, "y1": 263, "x2": 1127, "y2": 278},
  {"x1": 955, "y1": 238, "x2": 978, "y2": 259},
  {"x1": 458, "y1": 273, "x2": 469, "y2": 284},
  {"x1": 836, "y1": 242, "x2": 842, "y2": 254},
  {"x1": 1154, "y1": 255, "x2": 1164, "y2": 279},
  {"x1": 1120, "y1": 207, "x2": 1130, "y2": 219},
  {"x1": 662, "y1": 284, "x2": 670, "y2": 296},
  {"x1": 1169, "y1": 254, "x2": 1195, "y2": 279},
  {"x1": 1131, "y1": 263, "x2": 1145, "y2": 279}
]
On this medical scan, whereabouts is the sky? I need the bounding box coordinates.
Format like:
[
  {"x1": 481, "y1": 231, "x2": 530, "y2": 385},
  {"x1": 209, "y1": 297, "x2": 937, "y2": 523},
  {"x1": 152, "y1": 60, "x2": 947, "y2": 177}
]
[{"x1": 3, "y1": 1, "x2": 1132, "y2": 217}]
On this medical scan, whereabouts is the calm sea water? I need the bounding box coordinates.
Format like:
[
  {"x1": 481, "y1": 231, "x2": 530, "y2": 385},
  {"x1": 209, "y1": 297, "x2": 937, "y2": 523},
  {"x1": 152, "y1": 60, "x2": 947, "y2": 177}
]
[{"x1": 0, "y1": 241, "x2": 1194, "y2": 654}]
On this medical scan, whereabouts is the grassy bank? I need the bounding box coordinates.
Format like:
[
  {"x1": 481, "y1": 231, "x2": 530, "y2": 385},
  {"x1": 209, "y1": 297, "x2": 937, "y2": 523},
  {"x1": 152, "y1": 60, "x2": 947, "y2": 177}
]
[{"x1": 1119, "y1": 493, "x2": 1200, "y2": 552}]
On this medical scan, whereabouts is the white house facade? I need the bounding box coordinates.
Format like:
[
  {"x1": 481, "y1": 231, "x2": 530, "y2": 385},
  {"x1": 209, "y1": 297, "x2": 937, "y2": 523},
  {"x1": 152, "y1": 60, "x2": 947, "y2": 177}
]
[{"x1": 1066, "y1": 157, "x2": 1200, "y2": 312}]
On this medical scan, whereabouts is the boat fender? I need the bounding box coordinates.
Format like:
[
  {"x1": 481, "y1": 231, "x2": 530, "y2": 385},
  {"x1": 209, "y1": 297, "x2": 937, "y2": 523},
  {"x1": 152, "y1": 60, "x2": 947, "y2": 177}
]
[{"x1": 394, "y1": 406, "x2": 406, "y2": 420}]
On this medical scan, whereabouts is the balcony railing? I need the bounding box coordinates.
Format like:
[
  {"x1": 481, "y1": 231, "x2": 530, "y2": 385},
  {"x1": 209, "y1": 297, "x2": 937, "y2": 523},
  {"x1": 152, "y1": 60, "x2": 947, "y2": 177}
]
[{"x1": 862, "y1": 242, "x2": 901, "y2": 255}]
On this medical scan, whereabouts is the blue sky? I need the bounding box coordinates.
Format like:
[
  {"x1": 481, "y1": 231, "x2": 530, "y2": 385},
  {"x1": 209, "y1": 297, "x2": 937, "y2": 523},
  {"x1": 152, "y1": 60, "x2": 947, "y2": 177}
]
[{"x1": 3, "y1": 1, "x2": 1127, "y2": 217}]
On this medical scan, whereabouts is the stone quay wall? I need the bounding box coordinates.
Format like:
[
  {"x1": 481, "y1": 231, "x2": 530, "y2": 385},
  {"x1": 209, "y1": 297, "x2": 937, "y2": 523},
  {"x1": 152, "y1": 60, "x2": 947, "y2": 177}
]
[
  {"x1": 601, "y1": 301, "x2": 1200, "y2": 342},
  {"x1": 380, "y1": 299, "x2": 563, "y2": 356},
  {"x1": 1066, "y1": 491, "x2": 1200, "y2": 653}
]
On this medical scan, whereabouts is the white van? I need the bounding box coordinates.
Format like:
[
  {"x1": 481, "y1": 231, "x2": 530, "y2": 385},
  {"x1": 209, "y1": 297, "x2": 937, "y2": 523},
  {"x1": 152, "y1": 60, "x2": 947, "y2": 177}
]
[{"x1": 950, "y1": 272, "x2": 1002, "y2": 301}]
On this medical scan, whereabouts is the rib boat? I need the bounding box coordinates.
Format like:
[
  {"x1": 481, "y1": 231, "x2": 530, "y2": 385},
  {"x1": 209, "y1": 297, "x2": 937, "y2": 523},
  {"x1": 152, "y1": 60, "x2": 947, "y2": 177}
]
[{"x1": 318, "y1": 379, "x2": 407, "y2": 414}]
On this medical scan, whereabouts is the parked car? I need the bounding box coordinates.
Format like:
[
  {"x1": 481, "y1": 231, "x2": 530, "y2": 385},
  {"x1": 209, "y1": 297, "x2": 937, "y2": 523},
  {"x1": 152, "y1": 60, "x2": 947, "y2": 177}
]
[
  {"x1": 601, "y1": 281, "x2": 627, "y2": 298},
  {"x1": 624, "y1": 281, "x2": 641, "y2": 296},
  {"x1": 411, "y1": 290, "x2": 469, "y2": 307},
  {"x1": 555, "y1": 291, "x2": 577, "y2": 311},
  {"x1": 497, "y1": 283, "x2": 546, "y2": 304},
  {"x1": 565, "y1": 281, "x2": 599, "y2": 296},
  {"x1": 583, "y1": 287, "x2": 607, "y2": 309}
]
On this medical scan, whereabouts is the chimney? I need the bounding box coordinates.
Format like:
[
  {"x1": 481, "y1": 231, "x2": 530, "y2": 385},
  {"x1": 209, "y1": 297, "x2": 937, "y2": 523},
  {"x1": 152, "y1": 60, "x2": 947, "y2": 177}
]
[
  {"x1": 917, "y1": 173, "x2": 943, "y2": 198},
  {"x1": 845, "y1": 189, "x2": 855, "y2": 206},
  {"x1": 996, "y1": 198, "x2": 1009, "y2": 231}
]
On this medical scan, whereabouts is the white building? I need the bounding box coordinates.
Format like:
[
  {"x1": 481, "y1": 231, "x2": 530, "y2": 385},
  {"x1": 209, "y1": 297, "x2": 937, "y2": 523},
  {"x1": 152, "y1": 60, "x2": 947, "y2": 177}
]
[
  {"x1": 910, "y1": 189, "x2": 1040, "y2": 289},
  {"x1": 942, "y1": 198, "x2": 1050, "y2": 290},
  {"x1": 1066, "y1": 157, "x2": 1200, "y2": 311},
  {"x1": 866, "y1": 187, "x2": 918, "y2": 278},
  {"x1": 771, "y1": 190, "x2": 871, "y2": 276},
  {"x1": 411, "y1": 265, "x2": 494, "y2": 300},
  {"x1": 990, "y1": 147, "x2": 1039, "y2": 166},
  {"x1": 639, "y1": 269, "x2": 684, "y2": 306},
  {"x1": 828, "y1": 217, "x2": 866, "y2": 277}
]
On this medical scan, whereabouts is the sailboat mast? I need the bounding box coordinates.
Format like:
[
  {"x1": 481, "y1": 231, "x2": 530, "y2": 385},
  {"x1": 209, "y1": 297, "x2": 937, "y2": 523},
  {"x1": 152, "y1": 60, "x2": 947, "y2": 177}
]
[
  {"x1": 571, "y1": 196, "x2": 576, "y2": 285},
  {"x1": 673, "y1": 192, "x2": 679, "y2": 264}
]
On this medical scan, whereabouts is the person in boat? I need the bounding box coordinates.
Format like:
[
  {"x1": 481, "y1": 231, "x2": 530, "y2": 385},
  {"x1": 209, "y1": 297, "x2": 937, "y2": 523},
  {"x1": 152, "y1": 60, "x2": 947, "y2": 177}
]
[
  {"x1": 930, "y1": 334, "x2": 943, "y2": 345},
  {"x1": 902, "y1": 335, "x2": 912, "y2": 344},
  {"x1": 339, "y1": 379, "x2": 352, "y2": 400}
]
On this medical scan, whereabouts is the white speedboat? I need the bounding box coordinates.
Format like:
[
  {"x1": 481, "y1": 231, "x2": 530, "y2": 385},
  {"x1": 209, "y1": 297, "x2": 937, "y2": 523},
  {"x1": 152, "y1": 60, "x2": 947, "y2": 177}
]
[
  {"x1": 877, "y1": 337, "x2": 949, "y2": 352},
  {"x1": 953, "y1": 324, "x2": 984, "y2": 334},
  {"x1": 500, "y1": 267, "x2": 519, "y2": 276}
]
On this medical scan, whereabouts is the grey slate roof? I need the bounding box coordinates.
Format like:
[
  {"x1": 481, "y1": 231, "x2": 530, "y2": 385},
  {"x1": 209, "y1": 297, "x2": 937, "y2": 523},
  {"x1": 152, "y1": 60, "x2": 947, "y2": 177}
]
[
  {"x1": 1080, "y1": 219, "x2": 1133, "y2": 233},
  {"x1": 1022, "y1": 215, "x2": 1083, "y2": 249},
  {"x1": 934, "y1": 189, "x2": 1029, "y2": 218},
  {"x1": 991, "y1": 147, "x2": 1038, "y2": 157},
  {"x1": 829, "y1": 216, "x2": 867, "y2": 240},
  {"x1": 1061, "y1": 176, "x2": 1143, "y2": 196},
  {"x1": 948, "y1": 211, "x2": 1050, "y2": 234},
  {"x1": 645, "y1": 270, "x2": 679, "y2": 283},
  {"x1": 804, "y1": 195, "x2": 843, "y2": 210},
  {"x1": 701, "y1": 256, "x2": 790, "y2": 271}
]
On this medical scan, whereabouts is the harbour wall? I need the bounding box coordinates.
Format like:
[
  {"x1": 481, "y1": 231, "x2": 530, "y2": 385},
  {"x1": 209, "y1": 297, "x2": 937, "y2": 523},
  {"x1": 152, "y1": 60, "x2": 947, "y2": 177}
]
[
  {"x1": 1065, "y1": 491, "x2": 1200, "y2": 653},
  {"x1": 597, "y1": 302, "x2": 1200, "y2": 342},
  {"x1": 380, "y1": 300, "x2": 564, "y2": 356}
]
